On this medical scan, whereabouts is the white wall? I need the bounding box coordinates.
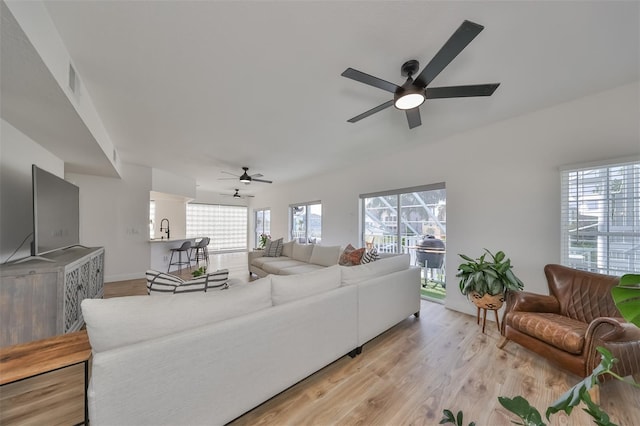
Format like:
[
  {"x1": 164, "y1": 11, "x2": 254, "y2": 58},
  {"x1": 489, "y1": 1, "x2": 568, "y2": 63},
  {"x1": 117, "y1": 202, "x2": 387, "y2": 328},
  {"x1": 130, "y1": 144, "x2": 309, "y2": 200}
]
[
  {"x1": 0, "y1": 119, "x2": 64, "y2": 262},
  {"x1": 250, "y1": 82, "x2": 640, "y2": 316},
  {"x1": 67, "y1": 164, "x2": 152, "y2": 282}
]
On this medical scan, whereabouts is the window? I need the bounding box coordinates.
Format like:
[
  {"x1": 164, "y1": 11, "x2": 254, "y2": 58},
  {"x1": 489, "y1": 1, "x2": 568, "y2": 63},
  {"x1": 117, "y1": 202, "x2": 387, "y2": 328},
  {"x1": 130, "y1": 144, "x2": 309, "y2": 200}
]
[
  {"x1": 186, "y1": 203, "x2": 248, "y2": 252},
  {"x1": 149, "y1": 200, "x2": 156, "y2": 239},
  {"x1": 361, "y1": 184, "x2": 446, "y2": 254},
  {"x1": 290, "y1": 202, "x2": 321, "y2": 244},
  {"x1": 561, "y1": 160, "x2": 640, "y2": 275},
  {"x1": 254, "y1": 208, "x2": 271, "y2": 248}
]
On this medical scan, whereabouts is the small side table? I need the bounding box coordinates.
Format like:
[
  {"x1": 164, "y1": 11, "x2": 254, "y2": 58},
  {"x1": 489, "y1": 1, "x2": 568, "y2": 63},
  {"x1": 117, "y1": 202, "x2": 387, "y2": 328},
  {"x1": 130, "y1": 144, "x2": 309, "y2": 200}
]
[{"x1": 0, "y1": 330, "x2": 91, "y2": 425}]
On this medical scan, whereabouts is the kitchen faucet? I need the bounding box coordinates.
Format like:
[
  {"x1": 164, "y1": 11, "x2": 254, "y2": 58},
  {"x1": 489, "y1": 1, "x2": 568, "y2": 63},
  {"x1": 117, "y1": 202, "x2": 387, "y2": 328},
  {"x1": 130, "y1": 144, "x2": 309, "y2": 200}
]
[{"x1": 160, "y1": 218, "x2": 170, "y2": 239}]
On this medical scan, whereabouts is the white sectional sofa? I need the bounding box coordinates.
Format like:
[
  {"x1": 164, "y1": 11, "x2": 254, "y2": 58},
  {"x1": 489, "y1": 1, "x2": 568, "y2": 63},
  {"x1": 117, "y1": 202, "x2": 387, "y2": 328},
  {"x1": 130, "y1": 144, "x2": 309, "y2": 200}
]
[
  {"x1": 81, "y1": 254, "x2": 420, "y2": 425},
  {"x1": 249, "y1": 241, "x2": 342, "y2": 277}
]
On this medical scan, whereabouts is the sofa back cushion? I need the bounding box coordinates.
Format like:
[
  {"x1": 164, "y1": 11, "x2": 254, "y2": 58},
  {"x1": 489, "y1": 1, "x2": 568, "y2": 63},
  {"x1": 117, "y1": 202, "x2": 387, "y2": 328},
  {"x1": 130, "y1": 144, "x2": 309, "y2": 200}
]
[
  {"x1": 309, "y1": 245, "x2": 341, "y2": 267},
  {"x1": 82, "y1": 277, "x2": 273, "y2": 353},
  {"x1": 292, "y1": 242, "x2": 314, "y2": 262},
  {"x1": 271, "y1": 265, "x2": 341, "y2": 305},
  {"x1": 340, "y1": 254, "x2": 410, "y2": 286},
  {"x1": 281, "y1": 241, "x2": 294, "y2": 258}
]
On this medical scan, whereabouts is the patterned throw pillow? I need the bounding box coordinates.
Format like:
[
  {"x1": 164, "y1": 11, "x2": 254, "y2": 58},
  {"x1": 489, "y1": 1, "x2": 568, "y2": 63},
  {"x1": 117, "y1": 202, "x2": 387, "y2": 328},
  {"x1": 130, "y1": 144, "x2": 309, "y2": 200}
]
[
  {"x1": 264, "y1": 238, "x2": 283, "y2": 257},
  {"x1": 339, "y1": 244, "x2": 366, "y2": 266},
  {"x1": 174, "y1": 269, "x2": 230, "y2": 293},
  {"x1": 146, "y1": 270, "x2": 184, "y2": 295},
  {"x1": 360, "y1": 247, "x2": 379, "y2": 264}
]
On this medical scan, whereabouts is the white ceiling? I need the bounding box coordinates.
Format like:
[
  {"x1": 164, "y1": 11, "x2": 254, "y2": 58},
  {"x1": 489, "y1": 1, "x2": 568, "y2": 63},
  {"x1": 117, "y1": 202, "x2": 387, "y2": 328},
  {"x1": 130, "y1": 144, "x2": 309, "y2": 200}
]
[{"x1": 5, "y1": 1, "x2": 640, "y2": 194}]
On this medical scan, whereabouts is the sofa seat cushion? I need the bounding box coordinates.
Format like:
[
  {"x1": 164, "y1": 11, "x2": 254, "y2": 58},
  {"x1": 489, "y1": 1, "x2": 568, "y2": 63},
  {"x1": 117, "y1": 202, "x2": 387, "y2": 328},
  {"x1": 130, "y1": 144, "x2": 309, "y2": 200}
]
[
  {"x1": 262, "y1": 259, "x2": 308, "y2": 274},
  {"x1": 277, "y1": 264, "x2": 326, "y2": 275},
  {"x1": 507, "y1": 312, "x2": 588, "y2": 355},
  {"x1": 271, "y1": 265, "x2": 341, "y2": 305},
  {"x1": 251, "y1": 256, "x2": 291, "y2": 268}
]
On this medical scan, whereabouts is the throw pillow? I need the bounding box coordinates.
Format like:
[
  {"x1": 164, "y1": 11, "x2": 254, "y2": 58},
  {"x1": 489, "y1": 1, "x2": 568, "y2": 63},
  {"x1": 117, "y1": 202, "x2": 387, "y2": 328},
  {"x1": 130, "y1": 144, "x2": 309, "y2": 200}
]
[
  {"x1": 146, "y1": 270, "x2": 184, "y2": 295},
  {"x1": 339, "y1": 244, "x2": 365, "y2": 266},
  {"x1": 360, "y1": 247, "x2": 379, "y2": 264},
  {"x1": 264, "y1": 237, "x2": 283, "y2": 257},
  {"x1": 173, "y1": 269, "x2": 230, "y2": 294}
]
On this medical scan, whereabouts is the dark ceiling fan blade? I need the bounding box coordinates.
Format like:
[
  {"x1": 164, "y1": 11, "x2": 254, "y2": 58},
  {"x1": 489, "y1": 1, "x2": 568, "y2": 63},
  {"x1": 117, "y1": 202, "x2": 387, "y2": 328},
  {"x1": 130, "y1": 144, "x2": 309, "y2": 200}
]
[
  {"x1": 252, "y1": 178, "x2": 272, "y2": 184},
  {"x1": 414, "y1": 20, "x2": 484, "y2": 88},
  {"x1": 405, "y1": 108, "x2": 422, "y2": 129},
  {"x1": 341, "y1": 68, "x2": 400, "y2": 93},
  {"x1": 426, "y1": 83, "x2": 500, "y2": 99},
  {"x1": 347, "y1": 100, "x2": 394, "y2": 123}
]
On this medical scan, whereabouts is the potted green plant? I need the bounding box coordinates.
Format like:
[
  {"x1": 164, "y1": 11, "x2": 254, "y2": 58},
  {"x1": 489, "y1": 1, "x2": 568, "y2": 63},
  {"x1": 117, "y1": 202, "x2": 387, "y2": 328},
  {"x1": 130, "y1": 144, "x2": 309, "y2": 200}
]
[
  {"x1": 191, "y1": 266, "x2": 207, "y2": 278},
  {"x1": 457, "y1": 249, "x2": 524, "y2": 309}
]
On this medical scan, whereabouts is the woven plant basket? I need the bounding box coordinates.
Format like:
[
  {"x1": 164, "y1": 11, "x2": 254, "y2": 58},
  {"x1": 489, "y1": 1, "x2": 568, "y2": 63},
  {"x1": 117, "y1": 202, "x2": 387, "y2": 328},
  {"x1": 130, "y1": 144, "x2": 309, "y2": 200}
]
[{"x1": 469, "y1": 291, "x2": 505, "y2": 310}]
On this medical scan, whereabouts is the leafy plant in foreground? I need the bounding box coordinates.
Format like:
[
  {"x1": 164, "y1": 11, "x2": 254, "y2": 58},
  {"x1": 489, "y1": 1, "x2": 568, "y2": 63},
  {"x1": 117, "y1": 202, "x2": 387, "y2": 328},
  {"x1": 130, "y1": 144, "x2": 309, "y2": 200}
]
[{"x1": 439, "y1": 409, "x2": 475, "y2": 426}]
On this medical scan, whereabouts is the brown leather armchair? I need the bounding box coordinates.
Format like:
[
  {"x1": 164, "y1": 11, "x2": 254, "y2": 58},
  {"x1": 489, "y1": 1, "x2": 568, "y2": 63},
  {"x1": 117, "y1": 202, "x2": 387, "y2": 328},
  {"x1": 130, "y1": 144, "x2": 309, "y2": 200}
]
[{"x1": 499, "y1": 264, "x2": 640, "y2": 378}]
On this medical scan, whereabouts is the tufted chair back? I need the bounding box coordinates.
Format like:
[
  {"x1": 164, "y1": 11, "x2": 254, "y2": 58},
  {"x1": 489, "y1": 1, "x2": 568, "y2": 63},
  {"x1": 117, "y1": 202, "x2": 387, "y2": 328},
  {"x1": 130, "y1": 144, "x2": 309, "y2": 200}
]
[{"x1": 544, "y1": 264, "x2": 620, "y2": 323}]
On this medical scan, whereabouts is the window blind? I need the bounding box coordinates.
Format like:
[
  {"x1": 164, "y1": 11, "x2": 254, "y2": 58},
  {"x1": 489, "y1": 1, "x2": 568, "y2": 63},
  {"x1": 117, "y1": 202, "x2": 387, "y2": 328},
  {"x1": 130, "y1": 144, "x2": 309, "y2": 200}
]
[
  {"x1": 560, "y1": 160, "x2": 640, "y2": 275},
  {"x1": 186, "y1": 203, "x2": 247, "y2": 251}
]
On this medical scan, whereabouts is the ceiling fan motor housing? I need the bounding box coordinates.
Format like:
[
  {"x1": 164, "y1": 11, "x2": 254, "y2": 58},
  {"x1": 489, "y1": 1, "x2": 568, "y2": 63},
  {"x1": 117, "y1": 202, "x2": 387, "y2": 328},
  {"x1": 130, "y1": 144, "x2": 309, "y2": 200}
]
[{"x1": 401, "y1": 59, "x2": 420, "y2": 77}]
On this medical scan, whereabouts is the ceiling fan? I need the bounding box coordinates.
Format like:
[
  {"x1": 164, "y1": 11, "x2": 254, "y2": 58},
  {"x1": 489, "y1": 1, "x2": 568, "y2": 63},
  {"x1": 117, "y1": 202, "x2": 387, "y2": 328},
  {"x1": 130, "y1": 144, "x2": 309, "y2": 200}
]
[
  {"x1": 219, "y1": 167, "x2": 272, "y2": 184},
  {"x1": 341, "y1": 20, "x2": 500, "y2": 129},
  {"x1": 220, "y1": 189, "x2": 255, "y2": 199}
]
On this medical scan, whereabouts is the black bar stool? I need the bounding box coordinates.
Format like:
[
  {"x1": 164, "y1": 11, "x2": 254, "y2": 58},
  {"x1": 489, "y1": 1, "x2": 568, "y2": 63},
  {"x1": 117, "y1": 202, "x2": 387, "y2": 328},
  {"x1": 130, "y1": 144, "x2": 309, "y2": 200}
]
[
  {"x1": 168, "y1": 241, "x2": 192, "y2": 272},
  {"x1": 191, "y1": 237, "x2": 210, "y2": 267}
]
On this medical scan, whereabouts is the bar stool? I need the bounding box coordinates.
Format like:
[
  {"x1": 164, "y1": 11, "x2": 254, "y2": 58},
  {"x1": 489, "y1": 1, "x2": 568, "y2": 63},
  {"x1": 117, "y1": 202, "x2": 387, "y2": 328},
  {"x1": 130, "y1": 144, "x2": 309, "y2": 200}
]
[
  {"x1": 191, "y1": 237, "x2": 210, "y2": 267},
  {"x1": 168, "y1": 241, "x2": 192, "y2": 273}
]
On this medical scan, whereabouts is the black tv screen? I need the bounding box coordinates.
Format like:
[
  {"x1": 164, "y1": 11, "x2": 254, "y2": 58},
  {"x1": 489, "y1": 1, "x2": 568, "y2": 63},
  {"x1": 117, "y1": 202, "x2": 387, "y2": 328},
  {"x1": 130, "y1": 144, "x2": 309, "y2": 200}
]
[{"x1": 32, "y1": 165, "x2": 80, "y2": 256}]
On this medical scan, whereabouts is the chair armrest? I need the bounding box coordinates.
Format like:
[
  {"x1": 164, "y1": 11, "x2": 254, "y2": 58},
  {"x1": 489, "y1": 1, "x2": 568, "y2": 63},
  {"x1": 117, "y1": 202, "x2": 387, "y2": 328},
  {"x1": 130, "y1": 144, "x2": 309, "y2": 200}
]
[
  {"x1": 248, "y1": 249, "x2": 265, "y2": 262},
  {"x1": 585, "y1": 317, "x2": 640, "y2": 378},
  {"x1": 248, "y1": 249, "x2": 265, "y2": 272},
  {"x1": 504, "y1": 290, "x2": 560, "y2": 314}
]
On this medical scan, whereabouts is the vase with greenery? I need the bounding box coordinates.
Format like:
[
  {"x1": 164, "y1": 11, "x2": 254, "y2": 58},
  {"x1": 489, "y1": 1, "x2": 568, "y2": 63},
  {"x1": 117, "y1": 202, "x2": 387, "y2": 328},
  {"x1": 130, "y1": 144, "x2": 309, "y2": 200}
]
[
  {"x1": 258, "y1": 233, "x2": 270, "y2": 249},
  {"x1": 457, "y1": 249, "x2": 524, "y2": 309}
]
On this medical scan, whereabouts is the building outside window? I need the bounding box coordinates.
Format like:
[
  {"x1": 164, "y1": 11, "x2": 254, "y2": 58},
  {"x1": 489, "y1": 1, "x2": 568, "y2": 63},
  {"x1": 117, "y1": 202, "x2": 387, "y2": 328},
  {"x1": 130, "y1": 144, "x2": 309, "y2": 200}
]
[
  {"x1": 561, "y1": 159, "x2": 639, "y2": 275},
  {"x1": 290, "y1": 202, "x2": 321, "y2": 244},
  {"x1": 255, "y1": 208, "x2": 271, "y2": 248},
  {"x1": 186, "y1": 203, "x2": 247, "y2": 252}
]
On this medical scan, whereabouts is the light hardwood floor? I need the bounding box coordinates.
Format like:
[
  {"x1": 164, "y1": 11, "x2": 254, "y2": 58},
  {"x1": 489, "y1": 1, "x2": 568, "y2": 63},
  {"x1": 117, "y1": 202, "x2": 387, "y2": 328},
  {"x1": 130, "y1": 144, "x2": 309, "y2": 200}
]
[{"x1": 104, "y1": 253, "x2": 639, "y2": 425}]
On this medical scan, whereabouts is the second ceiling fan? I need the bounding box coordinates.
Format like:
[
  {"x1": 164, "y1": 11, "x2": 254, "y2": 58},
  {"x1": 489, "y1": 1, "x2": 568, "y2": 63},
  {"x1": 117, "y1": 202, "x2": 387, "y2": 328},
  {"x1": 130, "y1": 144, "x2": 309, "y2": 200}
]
[
  {"x1": 341, "y1": 20, "x2": 500, "y2": 129},
  {"x1": 219, "y1": 167, "x2": 272, "y2": 184}
]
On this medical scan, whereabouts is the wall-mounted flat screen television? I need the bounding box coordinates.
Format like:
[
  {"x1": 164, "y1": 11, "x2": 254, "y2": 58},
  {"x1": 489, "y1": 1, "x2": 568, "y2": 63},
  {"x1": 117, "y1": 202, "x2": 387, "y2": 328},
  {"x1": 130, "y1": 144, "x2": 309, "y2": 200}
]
[{"x1": 31, "y1": 165, "x2": 80, "y2": 256}]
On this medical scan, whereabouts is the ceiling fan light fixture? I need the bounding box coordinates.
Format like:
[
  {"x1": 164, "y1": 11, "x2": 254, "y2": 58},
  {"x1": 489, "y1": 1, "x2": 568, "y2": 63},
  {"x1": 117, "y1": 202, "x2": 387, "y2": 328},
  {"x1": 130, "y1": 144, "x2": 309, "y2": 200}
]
[
  {"x1": 233, "y1": 192, "x2": 241, "y2": 198},
  {"x1": 394, "y1": 91, "x2": 425, "y2": 110},
  {"x1": 239, "y1": 173, "x2": 251, "y2": 183}
]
